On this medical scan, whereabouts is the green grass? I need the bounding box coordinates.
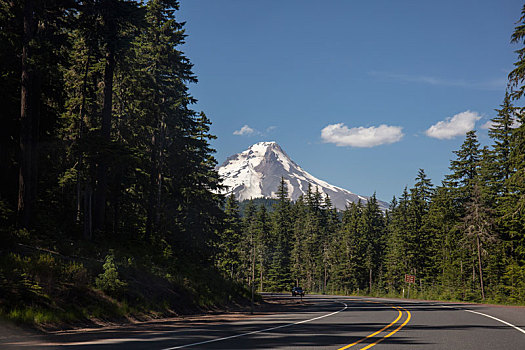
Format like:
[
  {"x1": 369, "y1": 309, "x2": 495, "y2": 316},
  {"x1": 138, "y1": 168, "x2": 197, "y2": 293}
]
[
  {"x1": 4, "y1": 306, "x2": 77, "y2": 325},
  {"x1": 0, "y1": 246, "x2": 253, "y2": 328}
]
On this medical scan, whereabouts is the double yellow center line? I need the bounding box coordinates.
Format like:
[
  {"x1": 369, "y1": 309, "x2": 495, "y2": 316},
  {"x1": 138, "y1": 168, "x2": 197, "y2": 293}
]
[{"x1": 337, "y1": 300, "x2": 412, "y2": 350}]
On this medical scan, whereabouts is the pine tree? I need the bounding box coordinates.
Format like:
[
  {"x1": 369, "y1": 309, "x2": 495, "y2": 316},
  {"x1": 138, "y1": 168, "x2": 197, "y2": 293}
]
[
  {"x1": 290, "y1": 196, "x2": 308, "y2": 288},
  {"x1": 0, "y1": 0, "x2": 23, "y2": 225},
  {"x1": 504, "y1": 109, "x2": 525, "y2": 265},
  {"x1": 217, "y1": 194, "x2": 241, "y2": 279},
  {"x1": 508, "y1": 4, "x2": 525, "y2": 101},
  {"x1": 340, "y1": 201, "x2": 364, "y2": 293},
  {"x1": 323, "y1": 194, "x2": 339, "y2": 293},
  {"x1": 408, "y1": 169, "x2": 434, "y2": 280},
  {"x1": 462, "y1": 184, "x2": 496, "y2": 300},
  {"x1": 241, "y1": 200, "x2": 257, "y2": 286},
  {"x1": 359, "y1": 194, "x2": 385, "y2": 293},
  {"x1": 425, "y1": 185, "x2": 462, "y2": 297},
  {"x1": 445, "y1": 130, "x2": 481, "y2": 204},
  {"x1": 387, "y1": 188, "x2": 410, "y2": 286},
  {"x1": 500, "y1": 2, "x2": 525, "y2": 302},
  {"x1": 267, "y1": 177, "x2": 292, "y2": 291},
  {"x1": 16, "y1": 0, "x2": 76, "y2": 228},
  {"x1": 255, "y1": 205, "x2": 271, "y2": 291},
  {"x1": 91, "y1": 0, "x2": 143, "y2": 233},
  {"x1": 385, "y1": 196, "x2": 405, "y2": 292},
  {"x1": 489, "y1": 93, "x2": 516, "y2": 191}
]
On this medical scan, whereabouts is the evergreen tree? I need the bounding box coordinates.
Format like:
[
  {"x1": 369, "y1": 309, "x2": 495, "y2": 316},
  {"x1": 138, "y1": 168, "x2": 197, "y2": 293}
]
[
  {"x1": 503, "y1": 109, "x2": 525, "y2": 265},
  {"x1": 462, "y1": 184, "x2": 496, "y2": 300},
  {"x1": 489, "y1": 92, "x2": 517, "y2": 192},
  {"x1": 217, "y1": 194, "x2": 241, "y2": 279},
  {"x1": 240, "y1": 200, "x2": 257, "y2": 286},
  {"x1": 500, "y1": 4, "x2": 525, "y2": 303},
  {"x1": 323, "y1": 194, "x2": 339, "y2": 293},
  {"x1": 358, "y1": 194, "x2": 385, "y2": 293},
  {"x1": 290, "y1": 196, "x2": 308, "y2": 288},
  {"x1": 445, "y1": 130, "x2": 481, "y2": 204},
  {"x1": 0, "y1": 0, "x2": 22, "y2": 225},
  {"x1": 408, "y1": 169, "x2": 434, "y2": 280},
  {"x1": 15, "y1": 0, "x2": 76, "y2": 228},
  {"x1": 425, "y1": 185, "x2": 462, "y2": 297},
  {"x1": 508, "y1": 4, "x2": 525, "y2": 100},
  {"x1": 267, "y1": 177, "x2": 292, "y2": 291},
  {"x1": 386, "y1": 188, "x2": 410, "y2": 289},
  {"x1": 255, "y1": 205, "x2": 271, "y2": 291},
  {"x1": 385, "y1": 196, "x2": 404, "y2": 291},
  {"x1": 91, "y1": 0, "x2": 143, "y2": 233},
  {"x1": 338, "y1": 201, "x2": 364, "y2": 293}
]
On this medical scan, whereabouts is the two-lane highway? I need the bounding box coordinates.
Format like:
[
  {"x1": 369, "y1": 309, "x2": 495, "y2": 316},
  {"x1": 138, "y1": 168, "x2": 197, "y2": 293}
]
[{"x1": 3, "y1": 295, "x2": 525, "y2": 349}]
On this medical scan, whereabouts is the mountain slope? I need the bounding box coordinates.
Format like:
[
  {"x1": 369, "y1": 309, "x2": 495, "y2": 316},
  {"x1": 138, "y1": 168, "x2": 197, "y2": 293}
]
[{"x1": 217, "y1": 142, "x2": 388, "y2": 210}]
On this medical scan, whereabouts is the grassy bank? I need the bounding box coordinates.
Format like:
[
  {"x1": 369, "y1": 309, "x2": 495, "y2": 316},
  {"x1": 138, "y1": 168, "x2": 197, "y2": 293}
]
[{"x1": 0, "y1": 233, "x2": 254, "y2": 328}]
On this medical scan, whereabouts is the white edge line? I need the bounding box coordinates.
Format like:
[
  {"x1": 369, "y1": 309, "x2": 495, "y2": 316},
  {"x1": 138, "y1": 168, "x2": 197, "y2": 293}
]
[
  {"x1": 161, "y1": 301, "x2": 348, "y2": 350},
  {"x1": 441, "y1": 305, "x2": 525, "y2": 335},
  {"x1": 463, "y1": 309, "x2": 525, "y2": 335}
]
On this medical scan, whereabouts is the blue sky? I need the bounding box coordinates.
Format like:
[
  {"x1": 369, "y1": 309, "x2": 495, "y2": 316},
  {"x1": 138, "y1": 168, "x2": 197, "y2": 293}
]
[{"x1": 178, "y1": 0, "x2": 522, "y2": 202}]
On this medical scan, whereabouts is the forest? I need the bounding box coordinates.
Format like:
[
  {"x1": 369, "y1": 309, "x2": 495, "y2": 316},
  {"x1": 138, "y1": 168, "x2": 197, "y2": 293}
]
[
  {"x1": 0, "y1": 0, "x2": 243, "y2": 325},
  {"x1": 1, "y1": 0, "x2": 525, "y2": 326}
]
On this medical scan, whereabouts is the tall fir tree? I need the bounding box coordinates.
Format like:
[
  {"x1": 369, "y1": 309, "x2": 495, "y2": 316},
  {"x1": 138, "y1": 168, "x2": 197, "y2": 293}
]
[
  {"x1": 445, "y1": 130, "x2": 481, "y2": 204},
  {"x1": 358, "y1": 194, "x2": 385, "y2": 293},
  {"x1": 267, "y1": 177, "x2": 292, "y2": 291}
]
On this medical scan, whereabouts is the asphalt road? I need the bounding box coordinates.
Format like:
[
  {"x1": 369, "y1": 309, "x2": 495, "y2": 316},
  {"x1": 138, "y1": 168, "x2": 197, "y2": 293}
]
[{"x1": 2, "y1": 295, "x2": 525, "y2": 349}]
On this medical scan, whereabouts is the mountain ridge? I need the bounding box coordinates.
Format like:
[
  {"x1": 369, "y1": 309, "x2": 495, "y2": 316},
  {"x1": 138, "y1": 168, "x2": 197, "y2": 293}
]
[{"x1": 217, "y1": 141, "x2": 388, "y2": 210}]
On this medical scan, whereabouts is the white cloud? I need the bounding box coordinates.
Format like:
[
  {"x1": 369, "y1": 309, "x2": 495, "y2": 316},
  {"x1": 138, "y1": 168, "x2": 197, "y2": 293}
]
[
  {"x1": 233, "y1": 125, "x2": 256, "y2": 136},
  {"x1": 321, "y1": 123, "x2": 404, "y2": 148},
  {"x1": 425, "y1": 111, "x2": 481, "y2": 139}
]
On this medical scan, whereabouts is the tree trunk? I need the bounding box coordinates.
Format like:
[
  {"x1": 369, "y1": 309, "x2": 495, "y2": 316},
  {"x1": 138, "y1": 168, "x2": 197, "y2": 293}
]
[
  {"x1": 146, "y1": 109, "x2": 163, "y2": 240},
  {"x1": 460, "y1": 259, "x2": 465, "y2": 299},
  {"x1": 146, "y1": 44, "x2": 166, "y2": 237},
  {"x1": 76, "y1": 54, "x2": 91, "y2": 224},
  {"x1": 477, "y1": 236, "x2": 485, "y2": 300},
  {"x1": 369, "y1": 268, "x2": 372, "y2": 294},
  {"x1": 30, "y1": 71, "x2": 41, "y2": 221},
  {"x1": 93, "y1": 34, "x2": 116, "y2": 233},
  {"x1": 18, "y1": 0, "x2": 35, "y2": 228},
  {"x1": 260, "y1": 262, "x2": 264, "y2": 292},
  {"x1": 112, "y1": 180, "x2": 121, "y2": 237},
  {"x1": 83, "y1": 183, "x2": 92, "y2": 240},
  {"x1": 145, "y1": 131, "x2": 158, "y2": 240},
  {"x1": 324, "y1": 264, "x2": 327, "y2": 293}
]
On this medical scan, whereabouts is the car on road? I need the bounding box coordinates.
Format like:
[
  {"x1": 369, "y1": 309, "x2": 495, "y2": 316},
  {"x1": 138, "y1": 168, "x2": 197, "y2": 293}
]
[{"x1": 292, "y1": 286, "x2": 305, "y2": 296}]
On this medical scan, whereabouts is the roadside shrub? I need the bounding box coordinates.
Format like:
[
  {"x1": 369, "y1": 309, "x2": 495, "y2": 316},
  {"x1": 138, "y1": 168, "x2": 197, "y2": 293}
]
[
  {"x1": 34, "y1": 254, "x2": 57, "y2": 293},
  {"x1": 63, "y1": 261, "x2": 90, "y2": 287},
  {"x1": 95, "y1": 254, "x2": 127, "y2": 295}
]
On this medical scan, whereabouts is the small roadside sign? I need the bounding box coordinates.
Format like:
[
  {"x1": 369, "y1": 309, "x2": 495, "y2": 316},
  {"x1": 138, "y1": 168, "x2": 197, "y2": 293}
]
[{"x1": 405, "y1": 274, "x2": 415, "y2": 284}]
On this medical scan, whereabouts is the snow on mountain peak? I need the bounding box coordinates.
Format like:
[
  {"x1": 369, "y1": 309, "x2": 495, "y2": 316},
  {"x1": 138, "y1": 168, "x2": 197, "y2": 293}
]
[{"x1": 218, "y1": 142, "x2": 387, "y2": 210}]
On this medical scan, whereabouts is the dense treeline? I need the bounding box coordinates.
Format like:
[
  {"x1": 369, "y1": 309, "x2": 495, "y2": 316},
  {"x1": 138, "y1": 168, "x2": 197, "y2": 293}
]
[
  {"x1": 225, "y1": 126, "x2": 524, "y2": 303},
  {"x1": 1, "y1": 0, "x2": 224, "y2": 249},
  {"x1": 219, "y1": 6, "x2": 525, "y2": 303},
  {"x1": 0, "y1": 0, "x2": 225, "y2": 253},
  {"x1": 0, "y1": 0, "x2": 241, "y2": 323}
]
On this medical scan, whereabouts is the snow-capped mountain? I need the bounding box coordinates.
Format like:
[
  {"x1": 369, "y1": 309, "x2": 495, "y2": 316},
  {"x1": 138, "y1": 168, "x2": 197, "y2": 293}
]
[{"x1": 217, "y1": 141, "x2": 388, "y2": 210}]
